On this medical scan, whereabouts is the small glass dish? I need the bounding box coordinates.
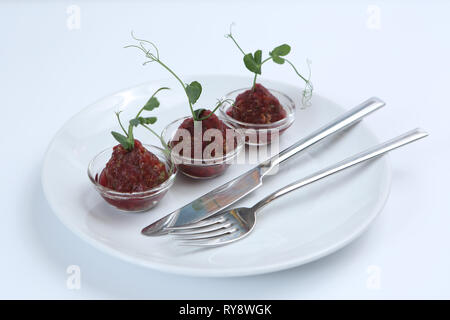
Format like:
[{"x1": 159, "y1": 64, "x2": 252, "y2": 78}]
[
  {"x1": 219, "y1": 87, "x2": 296, "y2": 146},
  {"x1": 161, "y1": 116, "x2": 244, "y2": 179},
  {"x1": 87, "y1": 144, "x2": 177, "y2": 212}
]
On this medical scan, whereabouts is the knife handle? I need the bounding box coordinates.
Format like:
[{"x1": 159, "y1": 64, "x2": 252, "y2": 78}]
[
  {"x1": 260, "y1": 97, "x2": 385, "y2": 176},
  {"x1": 253, "y1": 128, "x2": 428, "y2": 211}
]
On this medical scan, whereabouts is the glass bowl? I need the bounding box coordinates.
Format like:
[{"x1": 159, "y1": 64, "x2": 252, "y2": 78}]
[
  {"x1": 87, "y1": 144, "x2": 177, "y2": 212},
  {"x1": 161, "y1": 116, "x2": 244, "y2": 179},
  {"x1": 219, "y1": 87, "x2": 296, "y2": 146}
]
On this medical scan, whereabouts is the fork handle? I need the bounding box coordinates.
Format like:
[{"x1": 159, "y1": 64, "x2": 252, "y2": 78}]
[
  {"x1": 260, "y1": 97, "x2": 385, "y2": 176},
  {"x1": 252, "y1": 128, "x2": 428, "y2": 212}
]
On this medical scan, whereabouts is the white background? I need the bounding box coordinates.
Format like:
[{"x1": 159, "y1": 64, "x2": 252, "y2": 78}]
[{"x1": 1, "y1": 0, "x2": 449, "y2": 299}]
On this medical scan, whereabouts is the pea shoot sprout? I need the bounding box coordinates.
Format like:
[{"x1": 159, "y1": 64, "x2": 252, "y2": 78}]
[
  {"x1": 112, "y1": 87, "x2": 169, "y2": 151},
  {"x1": 225, "y1": 24, "x2": 313, "y2": 106},
  {"x1": 125, "y1": 32, "x2": 231, "y2": 120}
]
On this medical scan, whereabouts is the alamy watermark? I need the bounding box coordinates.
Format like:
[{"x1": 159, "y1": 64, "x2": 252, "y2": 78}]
[
  {"x1": 167, "y1": 123, "x2": 281, "y2": 175},
  {"x1": 366, "y1": 265, "x2": 381, "y2": 290},
  {"x1": 366, "y1": 5, "x2": 381, "y2": 30},
  {"x1": 66, "y1": 265, "x2": 81, "y2": 290},
  {"x1": 66, "y1": 5, "x2": 81, "y2": 30}
]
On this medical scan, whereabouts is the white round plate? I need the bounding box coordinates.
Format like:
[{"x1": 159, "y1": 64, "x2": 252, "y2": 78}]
[{"x1": 42, "y1": 75, "x2": 390, "y2": 277}]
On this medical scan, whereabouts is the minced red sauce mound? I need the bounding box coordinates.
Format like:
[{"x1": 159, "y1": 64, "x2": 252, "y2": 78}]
[
  {"x1": 171, "y1": 110, "x2": 233, "y2": 158},
  {"x1": 98, "y1": 139, "x2": 168, "y2": 193},
  {"x1": 227, "y1": 83, "x2": 287, "y2": 124}
]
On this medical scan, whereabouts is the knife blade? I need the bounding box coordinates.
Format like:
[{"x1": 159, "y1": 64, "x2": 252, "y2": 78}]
[{"x1": 142, "y1": 97, "x2": 385, "y2": 236}]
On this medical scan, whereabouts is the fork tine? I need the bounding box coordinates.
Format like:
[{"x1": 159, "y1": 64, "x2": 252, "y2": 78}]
[
  {"x1": 177, "y1": 228, "x2": 251, "y2": 247},
  {"x1": 177, "y1": 239, "x2": 229, "y2": 247},
  {"x1": 169, "y1": 221, "x2": 231, "y2": 235},
  {"x1": 165, "y1": 215, "x2": 226, "y2": 231},
  {"x1": 177, "y1": 232, "x2": 241, "y2": 247},
  {"x1": 173, "y1": 226, "x2": 237, "y2": 241}
]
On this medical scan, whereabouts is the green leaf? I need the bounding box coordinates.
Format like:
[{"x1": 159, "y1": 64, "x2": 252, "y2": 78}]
[
  {"x1": 138, "y1": 116, "x2": 157, "y2": 125},
  {"x1": 129, "y1": 116, "x2": 157, "y2": 128},
  {"x1": 270, "y1": 44, "x2": 291, "y2": 64},
  {"x1": 193, "y1": 108, "x2": 205, "y2": 120},
  {"x1": 243, "y1": 53, "x2": 261, "y2": 74},
  {"x1": 271, "y1": 55, "x2": 285, "y2": 64},
  {"x1": 254, "y1": 50, "x2": 262, "y2": 64},
  {"x1": 185, "y1": 81, "x2": 202, "y2": 104},
  {"x1": 111, "y1": 131, "x2": 132, "y2": 150},
  {"x1": 129, "y1": 118, "x2": 140, "y2": 127},
  {"x1": 271, "y1": 44, "x2": 291, "y2": 56},
  {"x1": 143, "y1": 96, "x2": 160, "y2": 111}
]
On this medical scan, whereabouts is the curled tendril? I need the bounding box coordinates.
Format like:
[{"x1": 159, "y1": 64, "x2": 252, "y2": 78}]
[
  {"x1": 142, "y1": 60, "x2": 156, "y2": 66},
  {"x1": 198, "y1": 98, "x2": 235, "y2": 120},
  {"x1": 224, "y1": 22, "x2": 236, "y2": 38},
  {"x1": 131, "y1": 31, "x2": 160, "y2": 59},
  {"x1": 301, "y1": 59, "x2": 313, "y2": 108},
  {"x1": 217, "y1": 98, "x2": 235, "y2": 111},
  {"x1": 224, "y1": 23, "x2": 246, "y2": 56},
  {"x1": 125, "y1": 31, "x2": 160, "y2": 63},
  {"x1": 216, "y1": 98, "x2": 234, "y2": 106}
]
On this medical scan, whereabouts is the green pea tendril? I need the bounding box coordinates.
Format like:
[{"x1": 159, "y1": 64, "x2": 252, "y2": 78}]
[{"x1": 125, "y1": 32, "x2": 226, "y2": 121}]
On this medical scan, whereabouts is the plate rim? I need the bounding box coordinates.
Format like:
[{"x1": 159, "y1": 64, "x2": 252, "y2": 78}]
[{"x1": 41, "y1": 75, "x2": 392, "y2": 277}]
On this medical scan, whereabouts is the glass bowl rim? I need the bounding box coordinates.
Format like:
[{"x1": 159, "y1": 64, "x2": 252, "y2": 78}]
[
  {"x1": 87, "y1": 144, "x2": 177, "y2": 199},
  {"x1": 219, "y1": 87, "x2": 296, "y2": 129},
  {"x1": 161, "y1": 115, "x2": 245, "y2": 166}
]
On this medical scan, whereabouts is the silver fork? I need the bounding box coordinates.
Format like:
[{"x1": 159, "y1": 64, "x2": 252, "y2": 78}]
[{"x1": 167, "y1": 128, "x2": 428, "y2": 246}]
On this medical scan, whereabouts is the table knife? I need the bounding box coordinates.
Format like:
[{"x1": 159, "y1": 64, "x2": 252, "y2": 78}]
[{"x1": 142, "y1": 97, "x2": 385, "y2": 236}]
